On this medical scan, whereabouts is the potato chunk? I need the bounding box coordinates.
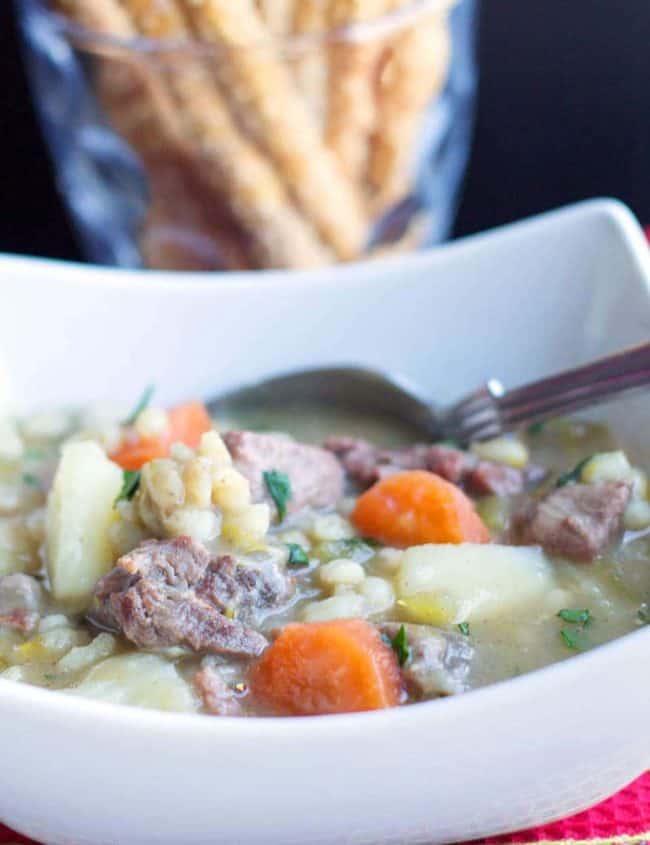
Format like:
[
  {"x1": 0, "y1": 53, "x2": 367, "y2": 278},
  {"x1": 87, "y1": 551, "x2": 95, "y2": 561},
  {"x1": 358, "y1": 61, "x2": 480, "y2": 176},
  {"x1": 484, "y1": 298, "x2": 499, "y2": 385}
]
[
  {"x1": 69, "y1": 653, "x2": 198, "y2": 713},
  {"x1": 396, "y1": 544, "x2": 554, "y2": 625},
  {"x1": 46, "y1": 442, "x2": 123, "y2": 608}
]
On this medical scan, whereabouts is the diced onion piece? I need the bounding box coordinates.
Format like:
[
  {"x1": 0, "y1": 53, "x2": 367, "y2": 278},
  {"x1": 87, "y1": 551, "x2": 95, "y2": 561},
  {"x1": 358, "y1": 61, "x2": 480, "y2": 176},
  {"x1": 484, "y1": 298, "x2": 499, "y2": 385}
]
[
  {"x1": 360, "y1": 576, "x2": 395, "y2": 614},
  {"x1": 373, "y1": 547, "x2": 403, "y2": 574},
  {"x1": 318, "y1": 558, "x2": 366, "y2": 589},
  {"x1": 55, "y1": 633, "x2": 117, "y2": 675},
  {"x1": 301, "y1": 594, "x2": 369, "y2": 623},
  {"x1": 310, "y1": 514, "x2": 353, "y2": 542}
]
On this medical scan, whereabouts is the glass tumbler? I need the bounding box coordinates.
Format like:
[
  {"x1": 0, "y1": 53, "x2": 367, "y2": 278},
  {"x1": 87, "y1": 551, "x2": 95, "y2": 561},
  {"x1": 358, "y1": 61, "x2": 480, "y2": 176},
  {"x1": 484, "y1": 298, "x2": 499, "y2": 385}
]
[{"x1": 19, "y1": 0, "x2": 478, "y2": 271}]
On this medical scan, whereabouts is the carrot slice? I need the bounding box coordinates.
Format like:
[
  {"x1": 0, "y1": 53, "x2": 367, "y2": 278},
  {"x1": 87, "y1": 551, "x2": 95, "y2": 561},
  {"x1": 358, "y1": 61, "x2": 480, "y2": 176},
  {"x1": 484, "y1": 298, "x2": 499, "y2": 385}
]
[
  {"x1": 248, "y1": 619, "x2": 403, "y2": 716},
  {"x1": 109, "y1": 436, "x2": 169, "y2": 471},
  {"x1": 110, "y1": 401, "x2": 212, "y2": 470},
  {"x1": 166, "y1": 401, "x2": 212, "y2": 450},
  {"x1": 351, "y1": 470, "x2": 490, "y2": 548}
]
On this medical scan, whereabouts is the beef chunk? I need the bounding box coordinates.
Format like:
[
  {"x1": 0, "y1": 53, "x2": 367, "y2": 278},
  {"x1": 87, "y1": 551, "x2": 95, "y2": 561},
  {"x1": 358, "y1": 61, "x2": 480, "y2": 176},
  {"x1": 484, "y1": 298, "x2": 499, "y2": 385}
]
[
  {"x1": 92, "y1": 537, "x2": 293, "y2": 658},
  {"x1": 516, "y1": 481, "x2": 632, "y2": 562},
  {"x1": 194, "y1": 662, "x2": 244, "y2": 716},
  {"x1": 465, "y1": 461, "x2": 528, "y2": 497},
  {"x1": 326, "y1": 437, "x2": 539, "y2": 497},
  {"x1": 224, "y1": 431, "x2": 344, "y2": 516},
  {"x1": 380, "y1": 622, "x2": 474, "y2": 697},
  {"x1": 0, "y1": 573, "x2": 44, "y2": 634}
]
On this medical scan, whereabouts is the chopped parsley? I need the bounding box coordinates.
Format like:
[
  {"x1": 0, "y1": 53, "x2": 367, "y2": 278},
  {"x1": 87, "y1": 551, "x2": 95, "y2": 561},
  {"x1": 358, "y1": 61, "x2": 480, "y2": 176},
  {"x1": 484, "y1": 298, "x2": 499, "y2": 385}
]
[
  {"x1": 556, "y1": 455, "x2": 594, "y2": 488},
  {"x1": 114, "y1": 469, "x2": 141, "y2": 505},
  {"x1": 318, "y1": 537, "x2": 378, "y2": 563},
  {"x1": 22, "y1": 473, "x2": 40, "y2": 488},
  {"x1": 558, "y1": 606, "x2": 592, "y2": 651},
  {"x1": 638, "y1": 607, "x2": 650, "y2": 625},
  {"x1": 558, "y1": 608, "x2": 592, "y2": 626},
  {"x1": 263, "y1": 470, "x2": 291, "y2": 521},
  {"x1": 457, "y1": 622, "x2": 471, "y2": 636},
  {"x1": 526, "y1": 421, "x2": 545, "y2": 436},
  {"x1": 560, "y1": 628, "x2": 586, "y2": 651},
  {"x1": 384, "y1": 624, "x2": 410, "y2": 666},
  {"x1": 286, "y1": 543, "x2": 310, "y2": 567},
  {"x1": 123, "y1": 385, "x2": 155, "y2": 426}
]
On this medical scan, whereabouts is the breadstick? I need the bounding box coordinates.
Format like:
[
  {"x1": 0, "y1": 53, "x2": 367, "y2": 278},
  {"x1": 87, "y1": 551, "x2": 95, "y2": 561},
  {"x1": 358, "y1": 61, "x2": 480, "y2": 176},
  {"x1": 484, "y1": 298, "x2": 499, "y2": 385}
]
[
  {"x1": 98, "y1": 61, "x2": 251, "y2": 270},
  {"x1": 140, "y1": 179, "x2": 226, "y2": 271},
  {"x1": 324, "y1": 0, "x2": 389, "y2": 182},
  {"x1": 53, "y1": 0, "x2": 249, "y2": 270},
  {"x1": 140, "y1": 152, "x2": 257, "y2": 270},
  {"x1": 115, "y1": 0, "x2": 331, "y2": 268},
  {"x1": 256, "y1": 0, "x2": 295, "y2": 36},
  {"x1": 291, "y1": 0, "x2": 328, "y2": 129},
  {"x1": 368, "y1": 2, "x2": 453, "y2": 211},
  {"x1": 180, "y1": 0, "x2": 368, "y2": 261},
  {"x1": 55, "y1": 0, "x2": 175, "y2": 152}
]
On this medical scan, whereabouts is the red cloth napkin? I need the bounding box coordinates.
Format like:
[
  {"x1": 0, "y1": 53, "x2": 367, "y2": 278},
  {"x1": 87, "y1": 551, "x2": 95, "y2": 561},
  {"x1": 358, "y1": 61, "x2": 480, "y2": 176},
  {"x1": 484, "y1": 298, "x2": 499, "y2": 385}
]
[
  {"x1": 2, "y1": 773, "x2": 649, "y2": 844},
  {"x1": 480, "y1": 772, "x2": 650, "y2": 843}
]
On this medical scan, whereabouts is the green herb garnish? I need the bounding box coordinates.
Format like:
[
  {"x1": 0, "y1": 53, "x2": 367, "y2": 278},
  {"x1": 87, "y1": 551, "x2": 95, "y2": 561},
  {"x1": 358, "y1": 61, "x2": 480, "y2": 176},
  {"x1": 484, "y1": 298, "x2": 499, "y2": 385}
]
[
  {"x1": 21, "y1": 473, "x2": 40, "y2": 488},
  {"x1": 457, "y1": 622, "x2": 471, "y2": 636},
  {"x1": 560, "y1": 628, "x2": 586, "y2": 651},
  {"x1": 386, "y1": 624, "x2": 410, "y2": 666},
  {"x1": 286, "y1": 543, "x2": 310, "y2": 567},
  {"x1": 318, "y1": 537, "x2": 378, "y2": 563},
  {"x1": 558, "y1": 608, "x2": 592, "y2": 626},
  {"x1": 123, "y1": 385, "x2": 155, "y2": 426},
  {"x1": 24, "y1": 447, "x2": 47, "y2": 461},
  {"x1": 638, "y1": 607, "x2": 650, "y2": 625},
  {"x1": 558, "y1": 606, "x2": 592, "y2": 651},
  {"x1": 115, "y1": 469, "x2": 141, "y2": 505},
  {"x1": 556, "y1": 456, "x2": 594, "y2": 488},
  {"x1": 263, "y1": 470, "x2": 291, "y2": 521},
  {"x1": 527, "y1": 421, "x2": 545, "y2": 436}
]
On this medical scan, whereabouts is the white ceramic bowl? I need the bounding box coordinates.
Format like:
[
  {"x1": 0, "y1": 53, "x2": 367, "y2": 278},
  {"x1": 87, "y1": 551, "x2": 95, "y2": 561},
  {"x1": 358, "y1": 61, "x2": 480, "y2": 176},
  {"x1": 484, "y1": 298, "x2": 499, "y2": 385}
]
[{"x1": 0, "y1": 199, "x2": 649, "y2": 845}]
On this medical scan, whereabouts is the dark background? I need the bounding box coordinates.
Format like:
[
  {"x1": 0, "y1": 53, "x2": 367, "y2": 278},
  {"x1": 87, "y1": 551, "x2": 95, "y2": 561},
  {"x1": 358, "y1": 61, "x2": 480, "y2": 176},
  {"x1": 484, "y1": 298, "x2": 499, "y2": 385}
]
[{"x1": 1, "y1": 0, "x2": 649, "y2": 261}]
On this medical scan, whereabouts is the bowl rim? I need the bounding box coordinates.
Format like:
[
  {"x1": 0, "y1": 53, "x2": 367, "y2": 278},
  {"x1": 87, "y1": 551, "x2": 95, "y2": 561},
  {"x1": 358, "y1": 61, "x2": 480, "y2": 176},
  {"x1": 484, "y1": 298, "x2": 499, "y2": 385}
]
[
  {"x1": 1, "y1": 623, "x2": 648, "y2": 736},
  {"x1": 2, "y1": 199, "x2": 647, "y2": 292}
]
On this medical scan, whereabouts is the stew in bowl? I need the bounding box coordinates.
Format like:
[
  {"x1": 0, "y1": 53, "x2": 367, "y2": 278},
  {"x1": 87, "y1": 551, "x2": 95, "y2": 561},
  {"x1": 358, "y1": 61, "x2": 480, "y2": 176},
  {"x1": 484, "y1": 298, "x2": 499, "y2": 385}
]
[{"x1": 1, "y1": 391, "x2": 647, "y2": 717}]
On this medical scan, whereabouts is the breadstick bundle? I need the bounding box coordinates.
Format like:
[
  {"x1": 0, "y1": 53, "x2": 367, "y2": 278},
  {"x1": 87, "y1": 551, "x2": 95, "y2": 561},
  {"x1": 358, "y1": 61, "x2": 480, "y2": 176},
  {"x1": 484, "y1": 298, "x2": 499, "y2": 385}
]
[{"x1": 50, "y1": 0, "x2": 459, "y2": 271}]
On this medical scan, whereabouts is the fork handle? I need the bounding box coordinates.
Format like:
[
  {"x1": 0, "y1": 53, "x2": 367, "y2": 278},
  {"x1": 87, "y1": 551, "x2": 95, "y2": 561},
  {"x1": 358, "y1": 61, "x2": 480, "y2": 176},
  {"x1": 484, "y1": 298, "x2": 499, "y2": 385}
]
[{"x1": 450, "y1": 341, "x2": 650, "y2": 443}]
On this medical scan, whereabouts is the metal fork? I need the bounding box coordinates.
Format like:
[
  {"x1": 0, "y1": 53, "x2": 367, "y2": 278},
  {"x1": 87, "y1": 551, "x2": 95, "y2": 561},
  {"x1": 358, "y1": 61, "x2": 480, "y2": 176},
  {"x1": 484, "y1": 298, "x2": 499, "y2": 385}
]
[
  {"x1": 445, "y1": 341, "x2": 650, "y2": 443},
  {"x1": 207, "y1": 342, "x2": 650, "y2": 445}
]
